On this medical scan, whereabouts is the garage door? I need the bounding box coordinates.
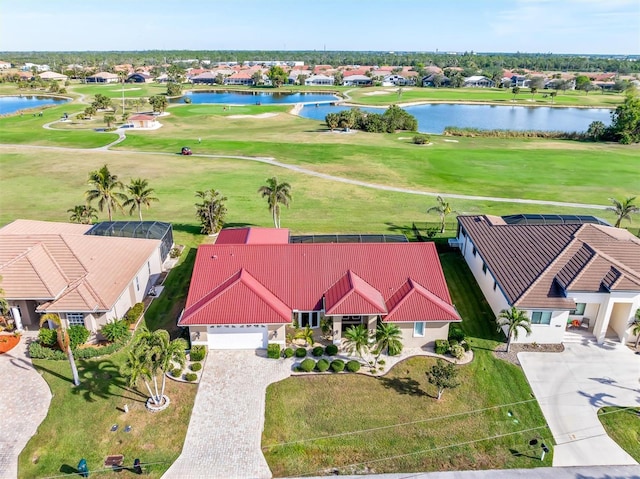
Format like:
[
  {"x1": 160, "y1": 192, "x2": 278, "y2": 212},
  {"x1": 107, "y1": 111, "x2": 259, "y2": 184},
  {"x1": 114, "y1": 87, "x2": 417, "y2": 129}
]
[{"x1": 207, "y1": 325, "x2": 268, "y2": 350}]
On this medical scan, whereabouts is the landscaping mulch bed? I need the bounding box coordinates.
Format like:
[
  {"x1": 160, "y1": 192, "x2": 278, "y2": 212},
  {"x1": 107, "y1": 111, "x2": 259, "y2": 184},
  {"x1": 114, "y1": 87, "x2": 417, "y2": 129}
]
[
  {"x1": 494, "y1": 342, "x2": 564, "y2": 366},
  {"x1": 0, "y1": 334, "x2": 20, "y2": 354}
]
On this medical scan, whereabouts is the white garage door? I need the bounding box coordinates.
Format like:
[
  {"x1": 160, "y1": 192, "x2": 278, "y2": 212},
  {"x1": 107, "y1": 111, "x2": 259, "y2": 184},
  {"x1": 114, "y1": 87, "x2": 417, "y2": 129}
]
[{"x1": 207, "y1": 325, "x2": 268, "y2": 350}]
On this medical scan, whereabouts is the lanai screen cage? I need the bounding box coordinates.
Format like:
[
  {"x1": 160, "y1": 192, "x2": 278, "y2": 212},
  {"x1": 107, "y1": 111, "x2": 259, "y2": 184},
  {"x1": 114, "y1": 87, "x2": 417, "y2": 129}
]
[{"x1": 86, "y1": 221, "x2": 173, "y2": 262}]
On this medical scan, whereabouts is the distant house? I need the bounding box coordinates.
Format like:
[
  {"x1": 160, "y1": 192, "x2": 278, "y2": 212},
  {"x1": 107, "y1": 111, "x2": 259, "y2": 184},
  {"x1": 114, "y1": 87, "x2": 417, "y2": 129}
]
[
  {"x1": 86, "y1": 72, "x2": 119, "y2": 83},
  {"x1": 0, "y1": 61, "x2": 11, "y2": 69},
  {"x1": 382, "y1": 74, "x2": 414, "y2": 86},
  {"x1": 453, "y1": 214, "x2": 640, "y2": 346},
  {"x1": 304, "y1": 74, "x2": 335, "y2": 86},
  {"x1": 343, "y1": 74, "x2": 372, "y2": 86},
  {"x1": 190, "y1": 72, "x2": 218, "y2": 84},
  {"x1": 128, "y1": 114, "x2": 159, "y2": 129},
  {"x1": 38, "y1": 71, "x2": 68, "y2": 81},
  {"x1": 422, "y1": 74, "x2": 451, "y2": 87},
  {"x1": 463, "y1": 75, "x2": 494, "y2": 88},
  {"x1": 179, "y1": 228, "x2": 460, "y2": 350},
  {"x1": 288, "y1": 69, "x2": 312, "y2": 85},
  {"x1": 126, "y1": 72, "x2": 152, "y2": 83},
  {"x1": 511, "y1": 75, "x2": 530, "y2": 87},
  {"x1": 224, "y1": 71, "x2": 254, "y2": 86}
]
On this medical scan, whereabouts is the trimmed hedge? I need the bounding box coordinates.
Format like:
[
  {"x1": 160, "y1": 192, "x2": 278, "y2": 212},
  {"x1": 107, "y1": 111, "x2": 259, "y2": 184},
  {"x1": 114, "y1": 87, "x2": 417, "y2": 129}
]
[
  {"x1": 190, "y1": 362, "x2": 202, "y2": 372},
  {"x1": 190, "y1": 345, "x2": 206, "y2": 361},
  {"x1": 435, "y1": 339, "x2": 450, "y2": 355},
  {"x1": 283, "y1": 347, "x2": 294, "y2": 358},
  {"x1": 185, "y1": 373, "x2": 197, "y2": 382},
  {"x1": 346, "y1": 360, "x2": 361, "y2": 372},
  {"x1": 38, "y1": 328, "x2": 57, "y2": 347},
  {"x1": 295, "y1": 347, "x2": 307, "y2": 358},
  {"x1": 299, "y1": 358, "x2": 315, "y2": 372},
  {"x1": 124, "y1": 302, "x2": 144, "y2": 324},
  {"x1": 29, "y1": 338, "x2": 129, "y2": 360},
  {"x1": 312, "y1": 346, "x2": 324, "y2": 357},
  {"x1": 316, "y1": 358, "x2": 330, "y2": 372},
  {"x1": 267, "y1": 343, "x2": 281, "y2": 359},
  {"x1": 325, "y1": 344, "x2": 338, "y2": 356},
  {"x1": 330, "y1": 359, "x2": 345, "y2": 372},
  {"x1": 171, "y1": 368, "x2": 182, "y2": 378}
]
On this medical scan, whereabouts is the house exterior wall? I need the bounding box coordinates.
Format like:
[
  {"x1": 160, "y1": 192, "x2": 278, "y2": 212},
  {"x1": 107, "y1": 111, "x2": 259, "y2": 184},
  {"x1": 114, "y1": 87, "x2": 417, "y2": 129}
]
[
  {"x1": 395, "y1": 321, "x2": 450, "y2": 349},
  {"x1": 572, "y1": 291, "x2": 640, "y2": 344},
  {"x1": 268, "y1": 324, "x2": 286, "y2": 346},
  {"x1": 517, "y1": 309, "x2": 568, "y2": 344},
  {"x1": 188, "y1": 325, "x2": 208, "y2": 347},
  {"x1": 8, "y1": 300, "x2": 39, "y2": 328},
  {"x1": 609, "y1": 303, "x2": 632, "y2": 342},
  {"x1": 332, "y1": 317, "x2": 342, "y2": 344}
]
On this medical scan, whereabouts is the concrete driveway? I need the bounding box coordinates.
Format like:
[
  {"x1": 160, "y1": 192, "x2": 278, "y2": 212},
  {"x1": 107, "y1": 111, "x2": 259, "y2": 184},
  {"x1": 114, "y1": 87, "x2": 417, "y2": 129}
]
[
  {"x1": 519, "y1": 339, "x2": 640, "y2": 467},
  {"x1": 162, "y1": 350, "x2": 293, "y2": 479},
  {"x1": 0, "y1": 334, "x2": 52, "y2": 479}
]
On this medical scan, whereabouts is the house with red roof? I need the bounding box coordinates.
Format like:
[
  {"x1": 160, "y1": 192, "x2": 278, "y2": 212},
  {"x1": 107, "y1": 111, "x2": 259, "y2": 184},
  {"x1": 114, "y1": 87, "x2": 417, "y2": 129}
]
[
  {"x1": 224, "y1": 70, "x2": 255, "y2": 86},
  {"x1": 179, "y1": 228, "x2": 460, "y2": 350}
]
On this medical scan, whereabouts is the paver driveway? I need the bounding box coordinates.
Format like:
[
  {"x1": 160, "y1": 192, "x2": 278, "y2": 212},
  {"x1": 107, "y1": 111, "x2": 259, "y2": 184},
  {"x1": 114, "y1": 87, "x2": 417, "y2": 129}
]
[
  {"x1": 0, "y1": 334, "x2": 51, "y2": 479},
  {"x1": 519, "y1": 339, "x2": 640, "y2": 467},
  {"x1": 162, "y1": 350, "x2": 293, "y2": 479}
]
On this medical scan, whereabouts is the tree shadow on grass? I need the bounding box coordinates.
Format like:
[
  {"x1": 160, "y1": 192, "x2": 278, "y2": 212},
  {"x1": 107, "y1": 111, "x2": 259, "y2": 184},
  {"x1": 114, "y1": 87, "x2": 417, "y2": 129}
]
[
  {"x1": 378, "y1": 376, "x2": 427, "y2": 397},
  {"x1": 65, "y1": 359, "x2": 146, "y2": 404}
]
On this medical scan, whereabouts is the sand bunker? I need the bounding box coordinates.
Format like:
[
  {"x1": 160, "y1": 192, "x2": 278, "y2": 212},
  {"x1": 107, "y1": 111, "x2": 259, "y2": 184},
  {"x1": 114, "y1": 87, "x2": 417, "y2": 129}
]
[{"x1": 227, "y1": 113, "x2": 279, "y2": 119}]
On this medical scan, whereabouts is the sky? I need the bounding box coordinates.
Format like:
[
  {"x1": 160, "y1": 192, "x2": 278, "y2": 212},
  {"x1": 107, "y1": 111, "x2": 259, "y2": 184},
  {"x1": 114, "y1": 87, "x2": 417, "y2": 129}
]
[{"x1": 0, "y1": 0, "x2": 638, "y2": 55}]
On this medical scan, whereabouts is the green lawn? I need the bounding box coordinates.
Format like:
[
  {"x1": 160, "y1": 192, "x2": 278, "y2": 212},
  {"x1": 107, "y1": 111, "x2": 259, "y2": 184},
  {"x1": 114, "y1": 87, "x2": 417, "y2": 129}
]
[
  {"x1": 598, "y1": 407, "x2": 640, "y2": 461},
  {"x1": 262, "y1": 252, "x2": 552, "y2": 476}
]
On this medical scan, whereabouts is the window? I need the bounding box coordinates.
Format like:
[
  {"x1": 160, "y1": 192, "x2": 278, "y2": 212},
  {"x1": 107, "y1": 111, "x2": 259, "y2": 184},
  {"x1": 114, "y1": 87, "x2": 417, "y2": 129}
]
[
  {"x1": 414, "y1": 322, "x2": 425, "y2": 337},
  {"x1": 135, "y1": 276, "x2": 140, "y2": 291},
  {"x1": 472, "y1": 246, "x2": 477, "y2": 257},
  {"x1": 570, "y1": 303, "x2": 586, "y2": 315},
  {"x1": 66, "y1": 313, "x2": 84, "y2": 326},
  {"x1": 531, "y1": 311, "x2": 552, "y2": 325},
  {"x1": 482, "y1": 263, "x2": 488, "y2": 274}
]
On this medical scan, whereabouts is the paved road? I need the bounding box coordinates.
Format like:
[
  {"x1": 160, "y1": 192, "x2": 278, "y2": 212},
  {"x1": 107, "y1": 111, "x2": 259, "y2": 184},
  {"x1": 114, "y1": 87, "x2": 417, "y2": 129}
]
[
  {"x1": 162, "y1": 350, "x2": 293, "y2": 479},
  {"x1": 0, "y1": 143, "x2": 608, "y2": 211},
  {"x1": 0, "y1": 333, "x2": 52, "y2": 479},
  {"x1": 519, "y1": 339, "x2": 640, "y2": 467}
]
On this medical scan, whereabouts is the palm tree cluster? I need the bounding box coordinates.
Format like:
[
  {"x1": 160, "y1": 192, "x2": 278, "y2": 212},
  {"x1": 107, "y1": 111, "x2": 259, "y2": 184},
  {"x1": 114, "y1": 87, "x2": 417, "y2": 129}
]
[
  {"x1": 122, "y1": 328, "x2": 187, "y2": 407},
  {"x1": 342, "y1": 323, "x2": 403, "y2": 365},
  {"x1": 194, "y1": 189, "x2": 228, "y2": 235},
  {"x1": 74, "y1": 164, "x2": 158, "y2": 224},
  {"x1": 258, "y1": 176, "x2": 292, "y2": 228}
]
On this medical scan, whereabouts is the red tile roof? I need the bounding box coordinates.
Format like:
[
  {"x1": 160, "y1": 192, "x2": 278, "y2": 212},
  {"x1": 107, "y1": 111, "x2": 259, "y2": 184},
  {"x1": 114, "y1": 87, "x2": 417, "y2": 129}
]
[
  {"x1": 216, "y1": 227, "x2": 289, "y2": 245},
  {"x1": 385, "y1": 278, "x2": 460, "y2": 322},
  {"x1": 180, "y1": 238, "x2": 459, "y2": 326}
]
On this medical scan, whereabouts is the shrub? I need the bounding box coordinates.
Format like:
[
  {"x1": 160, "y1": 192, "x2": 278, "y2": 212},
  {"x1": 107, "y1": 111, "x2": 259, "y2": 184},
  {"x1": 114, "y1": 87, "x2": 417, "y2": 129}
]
[
  {"x1": 124, "y1": 302, "x2": 144, "y2": 324},
  {"x1": 346, "y1": 360, "x2": 361, "y2": 372},
  {"x1": 435, "y1": 339, "x2": 450, "y2": 355},
  {"x1": 190, "y1": 362, "x2": 202, "y2": 372},
  {"x1": 185, "y1": 373, "x2": 197, "y2": 382},
  {"x1": 413, "y1": 134, "x2": 430, "y2": 144},
  {"x1": 295, "y1": 347, "x2": 307, "y2": 358},
  {"x1": 38, "y1": 328, "x2": 57, "y2": 347},
  {"x1": 312, "y1": 346, "x2": 324, "y2": 357},
  {"x1": 330, "y1": 359, "x2": 345, "y2": 372},
  {"x1": 101, "y1": 319, "x2": 129, "y2": 342},
  {"x1": 299, "y1": 358, "x2": 315, "y2": 372},
  {"x1": 462, "y1": 341, "x2": 471, "y2": 352},
  {"x1": 378, "y1": 359, "x2": 386, "y2": 366},
  {"x1": 325, "y1": 344, "x2": 338, "y2": 356},
  {"x1": 68, "y1": 325, "x2": 90, "y2": 349},
  {"x1": 171, "y1": 368, "x2": 182, "y2": 378},
  {"x1": 316, "y1": 358, "x2": 330, "y2": 372},
  {"x1": 169, "y1": 247, "x2": 181, "y2": 259},
  {"x1": 449, "y1": 339, "x2": 459, "y2": 348},
  {"x1": 283, "y1": 347, "x2": 294, "y2": 358},
  {"x1": 267, "y1": 343, "x2": 281, "y2": 359},
  {"x1": 74, "y1": 339, "x2": 128, "y2": 359},
  {"x1": 448, "y1": 327, "x2": 466, "y2": 343},
  {"x1": 28, "y1": 342, "x2": 66, "y2": 360},
  {"x1": 190, "y1": 345, "x2": 206, "y2": 361},
  {"x1": 450, "y1": 344, "x2": 465, "y2": 359}
]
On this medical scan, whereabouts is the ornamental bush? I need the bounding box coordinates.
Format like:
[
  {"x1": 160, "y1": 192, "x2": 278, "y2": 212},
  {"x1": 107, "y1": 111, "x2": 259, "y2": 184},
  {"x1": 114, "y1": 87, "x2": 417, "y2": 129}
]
[
  {"x1": 171, "y1": 368, "x2": 182, "y2": 378},
  {"x1": 190, "y1": 362, "x2": 202, "y2": 372},
  {"x1": 462, "y1": 341, "x2": 471, "y2": 352},
  {"x1": 185, "y1": 373, "x2": 197, "y2": 382},
  {"x1": 124, "y1": 302, "x2": 145, "y2": 324},
  {"x1": 267, "y1": 343, "x2": 281, "y2": 359},
  {"x1": 330, "y1": 359, "x2": 345, "y2": 372},
  {"x1": 450, "y1": 344, "x2": 465, "y2": 360},
  {"x1": 190, "y1": 345, "x2": 206, "y2": 361},
  {"x1": 68, "y1": 325, "x2": 90, "y2": 349},
  {"x1": 299, "y1": 358, "x2": 315, "y2": 372},
  {"x1": 101, "y1": 319, "x2": 129, "y2": 342},
  {"x1": 38, "y1": 328, "x2": 57, "y2": 347},
  {"x1": 312, "y1": 346, "x2": 324, "y2": 357},
  {"x1": 346, "y1": 360, "x2": 361, "y2": 372},
  {"x1": 295, "y1": 347, "x2": 307, "y2": 358},
  {"x1": 28, "y1": 342, "x2": 66, "y2": 360},
  {"x1": 325, "y1": 344, "x2": 338, "y2": 356},
  {"x1": 435, "y1": 339, "x2": 450, "y2": 355},
  {"x1": 316, "y1": 358, "x2": 330, "y2": 372},
  {"x1": 283, "y1": 347, "x2": 294, "y2": 358},
  {"x1": 448, "y1": 326, "x2": 466, "y2": 343}
]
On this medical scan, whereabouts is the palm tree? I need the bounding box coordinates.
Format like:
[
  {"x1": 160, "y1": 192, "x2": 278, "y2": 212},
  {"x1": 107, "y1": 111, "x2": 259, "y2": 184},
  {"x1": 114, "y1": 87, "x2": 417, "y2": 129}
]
[
  {"x1": 342, "y1": 324, "x2": 371, "y2": 362},
  {"x1": 123, "y1": 178, "x2": 159, "y2": 221},
  {"x1": 427, "y1": 195, "x2": 456, "y2": 234},
  {"x1": 257, "y1": 176, "x2": 292, "y2": 228},
  {"x1": 630, "y1": 310, "x2": 640, "y2": 349},
  {"x1": 294, "y1": 326, "x2": 314, "y2": 346},
  {"x1": 195, "y1": 189, "x2": 227, "y2": 234},
  {"x1": 85, "y1": 164, "x2": 127, "y2": 221},
  {"x1": 374, "y1": 323, "x2": 403, "y2": 364},
  {"x1": 530, "y1": 87, "x2": 537, "y2": 101},
  {"x1": 39, "y1": 313, "x2": 80, "y2": 386},
  {"x1": 512, "y1": 86, "x2": 520, "y2": 101},
  {"x1": 607, "y1": 196, "x2": 639, "y2": 228},
  {"x1": 496, "y1": 307, "x2": 532, "y2": 353},
  {"x1": 67, "y1": 204, "x2": 98, "y2": 224}
]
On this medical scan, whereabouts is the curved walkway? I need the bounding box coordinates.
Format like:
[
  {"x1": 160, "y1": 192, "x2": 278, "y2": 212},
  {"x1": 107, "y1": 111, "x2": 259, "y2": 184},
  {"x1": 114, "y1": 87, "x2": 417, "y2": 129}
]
[
  {"x1": 519, "y1": 340, "x2": 639, "y2": 467},
  {"x1": 162, "y1": 351, "x2": 293, "y2": 479},
  {"x1": 0, "y1": 333, "x2": 52, "y2": 479}
]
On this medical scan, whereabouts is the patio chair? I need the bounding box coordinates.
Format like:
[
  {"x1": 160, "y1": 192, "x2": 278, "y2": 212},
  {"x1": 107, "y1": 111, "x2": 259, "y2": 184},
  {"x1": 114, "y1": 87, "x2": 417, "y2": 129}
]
[{"x1": 579, "y1": 317, "x2": 590, "y2": 329}]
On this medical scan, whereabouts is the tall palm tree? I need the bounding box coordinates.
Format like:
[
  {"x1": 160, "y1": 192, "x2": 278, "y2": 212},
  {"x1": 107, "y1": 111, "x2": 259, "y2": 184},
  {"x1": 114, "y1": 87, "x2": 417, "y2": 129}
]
[
  {"x1": 607, "y1": 196, "x2": 639, "y2": 228},
  {"x1": 67, "y1": 204, "x2": 98, "y2": 224},
  {"x1": 85, "y1": 164, "x2": 127, "y2": 221},
  {"x1": 195, "y1": 189, "x2": 227, "y2": 234},
  {"x1": 374, "y1": 323, "x2": 403, "y2": 364},
  {"x1": 257, "y1": 176, "x2": 292, "y2": 228},
  {"x1": 123, "y1": 178, "x2": 159, "y2": 221},
  {"x1": 39, "y1": 313, "x2": 80, "y2": 386},
  {"x1": 342, "y1": 324, "x2": 371, "y2": 362},
  {"x1": 496, "y1": 307, "x2": 532, "y2": 353},
  {"x1": 427, "y1": 196, "x2": 455, "y2": 234}
]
